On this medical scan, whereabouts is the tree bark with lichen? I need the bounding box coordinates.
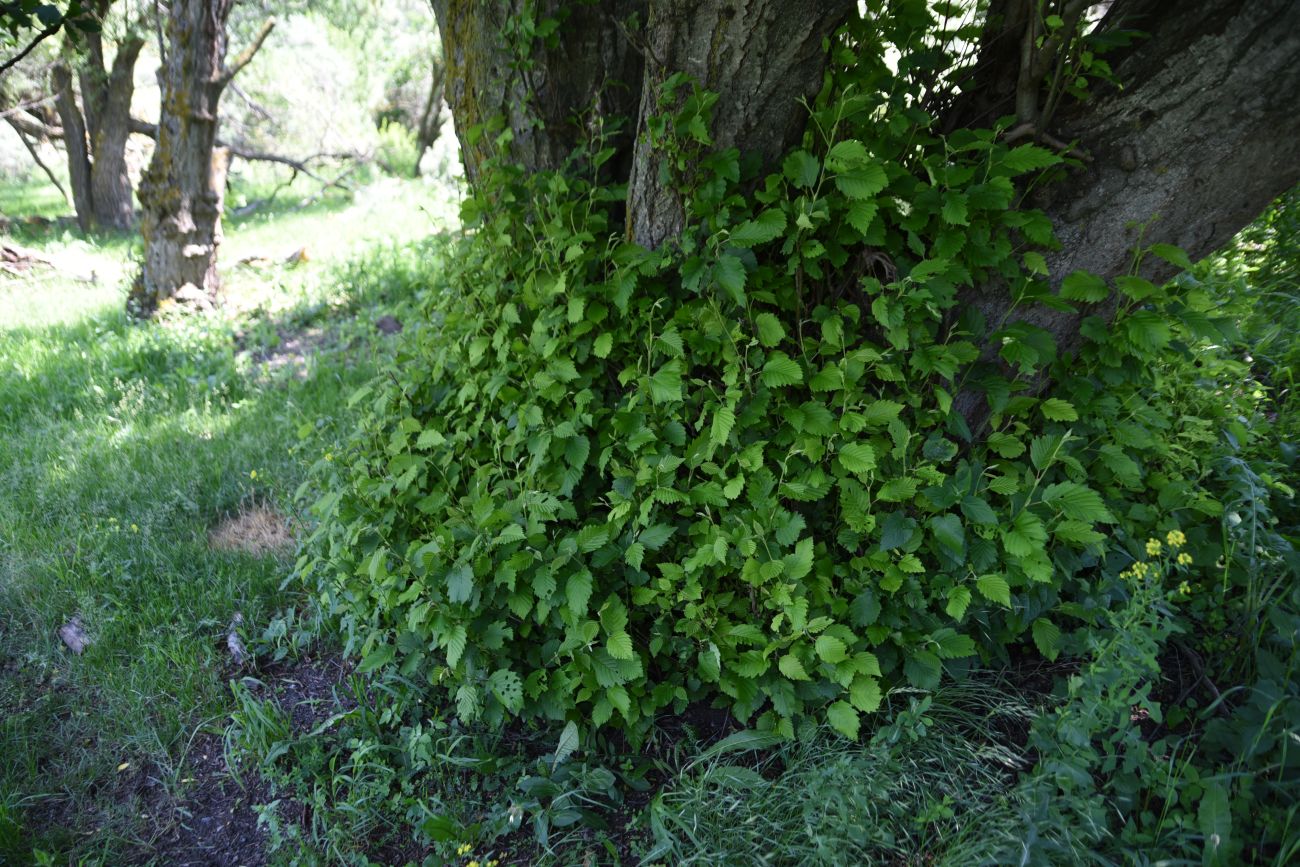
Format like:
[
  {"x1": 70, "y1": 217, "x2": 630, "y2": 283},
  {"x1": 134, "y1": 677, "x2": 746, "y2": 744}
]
[{"x1": 130, "y1": 2, "x2": 272, "y2": 316}]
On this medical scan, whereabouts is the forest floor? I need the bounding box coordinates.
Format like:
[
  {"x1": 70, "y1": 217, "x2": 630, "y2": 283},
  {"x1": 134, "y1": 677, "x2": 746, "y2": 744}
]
[{"x1": 0, "y1": 172, "x2": 456, "y2": 863}]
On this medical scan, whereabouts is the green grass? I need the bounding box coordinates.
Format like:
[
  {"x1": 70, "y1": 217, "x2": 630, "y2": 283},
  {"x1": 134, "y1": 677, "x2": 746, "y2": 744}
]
[{"x1": 0, "y1": 177, "x2": 452, "y2": 863}]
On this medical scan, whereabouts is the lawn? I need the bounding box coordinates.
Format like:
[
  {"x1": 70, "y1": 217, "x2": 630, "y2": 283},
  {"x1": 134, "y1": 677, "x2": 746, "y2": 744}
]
[{"x1": 0, "y1": 172, "x2": 456, "y2": 863}]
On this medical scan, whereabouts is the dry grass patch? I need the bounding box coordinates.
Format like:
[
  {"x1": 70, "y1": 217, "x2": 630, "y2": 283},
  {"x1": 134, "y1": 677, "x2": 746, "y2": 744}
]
[{"x1": 209, "y1": 503, "x2": 296, "y2": 557}]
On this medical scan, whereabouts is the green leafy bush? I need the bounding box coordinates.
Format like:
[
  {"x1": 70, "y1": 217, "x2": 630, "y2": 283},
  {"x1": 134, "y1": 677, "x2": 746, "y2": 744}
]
[{"x1": 302, "y1": 9, "x2": 1228, "y2": 744}]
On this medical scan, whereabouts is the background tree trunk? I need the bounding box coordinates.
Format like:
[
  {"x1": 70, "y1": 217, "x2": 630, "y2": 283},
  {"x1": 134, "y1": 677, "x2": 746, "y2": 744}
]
[
  {"x1": 131, "y1": 3, "x2": 271, "y2": 316},
  {"x1": 412, "y1": 61, "x2": 445, "y2": 178},
  {"x1": 51, "y1": 63, "x2": 94, "y2": 233},
  {"x1": 87, "y1": 35, "x2": 144, "y2": 230}
]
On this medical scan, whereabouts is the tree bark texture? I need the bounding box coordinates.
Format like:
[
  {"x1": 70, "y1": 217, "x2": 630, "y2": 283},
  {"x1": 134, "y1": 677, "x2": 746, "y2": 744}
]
[
  {"x1": 131, "y1": 3, "x2": 270, "y2": 316},
  {"x1": 624, "y1": 0, "x2": 857, "y2": 250},
  {"x1": 87, "y1": 35, "x2": 144, "y2": 230},
  {"x1": 432, "y1": 0, "x2": 645, "y2": 185},
  {"x1": 51, "y1": 63, "x2": 94, "y2": 233},
  {"x1": 46, "y1": 26, "x2": 145, "y2": 232},
  {"x1": 956, "y1": 0, "x2": 1300, "y2": 373}
]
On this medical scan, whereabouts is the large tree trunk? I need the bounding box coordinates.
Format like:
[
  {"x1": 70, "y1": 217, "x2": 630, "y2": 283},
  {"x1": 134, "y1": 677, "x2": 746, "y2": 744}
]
[
  {"x1": 625, "y1": 0, "x2": 857, "y2": 250},
  {"x1": 432, "y1": 0, "x2": 646, "y2": 184},
  {"x1": 951, "y1": 0, "x2": 1300, "y2": 426},
  {"x1": 51, "y1": 63, "x2": 94, "y2": 233},
  {"x1": 131, "y1": 3, "x2": 271, "y2": 316},
  {"x1": 87, "y1": 35, "x2": 144, "y2": 230}
]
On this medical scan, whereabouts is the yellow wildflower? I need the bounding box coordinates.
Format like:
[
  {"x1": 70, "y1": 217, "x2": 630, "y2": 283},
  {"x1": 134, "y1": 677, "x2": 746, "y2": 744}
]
[
  {"x1": 1177, "y1": 552, "x2": 1193, "y2": 566},
  {"x1": 249, "y1": 469, "x2": 258, "y2": 480},
  {"x1": 468, "y1": 861, "x2": 480, "y2": 867},
  {"x1": 1166, "y1": 529, "x2": 1187, "y2": 548},
  {"x1": 131, "y1": 523, "x2": 139, "y2": 533},
  {"x1": 457, "y1": 844, "x2": 472, "y2": 856},
  {"x1": 1145, "y1": 538, "x2": 1163, "y2": 557}
]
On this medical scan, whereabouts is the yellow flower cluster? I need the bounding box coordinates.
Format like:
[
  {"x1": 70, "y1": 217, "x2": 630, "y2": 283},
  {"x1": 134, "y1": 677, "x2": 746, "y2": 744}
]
[
  {"x1": 1121, "y1": 560, "x2": 1154, "y2": 580},
  {"x1": 457, "y1": 844, "x2": 472, "y2": 857},
  {"x1": 1121, "y1": 527, "x2": 1193, "y2": 581}
]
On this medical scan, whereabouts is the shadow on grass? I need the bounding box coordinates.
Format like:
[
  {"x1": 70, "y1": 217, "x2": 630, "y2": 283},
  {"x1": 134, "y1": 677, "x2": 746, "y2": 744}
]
[{"x1": 0, "y1": 236, "x2": 449, "y2": 863}]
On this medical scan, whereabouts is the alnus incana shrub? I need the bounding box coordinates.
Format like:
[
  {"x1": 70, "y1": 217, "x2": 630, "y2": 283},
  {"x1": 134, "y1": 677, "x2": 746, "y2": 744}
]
[{"x1": 301, "y1": 20, "x2": 1232, "y2": 743}]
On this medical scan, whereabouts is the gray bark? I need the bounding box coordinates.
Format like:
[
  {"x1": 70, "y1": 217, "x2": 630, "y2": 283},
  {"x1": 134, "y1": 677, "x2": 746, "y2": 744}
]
[
  {"x1": 431, "y1": 0, "x2": 646, "y2": 184},
  {"x1": 132, "y1": 3, "x2": 270, "y2": 316},
  {"x1": 88, "y1": 35, "x2": 144, "y2": 230},
  {"x1": 955, "y1": 0, "x2": 1300, "y2": 418},
  {"x1": 625, "y1": 0, "x2": 857, "y2": 250},
  {"x1": 51, "y1": 64, "x2": 94, "y2": 233}
]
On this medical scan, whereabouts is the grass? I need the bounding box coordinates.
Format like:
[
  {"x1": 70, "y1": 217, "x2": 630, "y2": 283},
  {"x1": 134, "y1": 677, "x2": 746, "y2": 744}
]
[{"x1": 0, "y1": 171, "x2": 455, "y2": 863}]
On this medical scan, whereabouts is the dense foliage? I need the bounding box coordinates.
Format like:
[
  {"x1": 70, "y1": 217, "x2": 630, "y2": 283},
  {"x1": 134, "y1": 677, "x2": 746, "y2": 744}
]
[{"x1": 306, "y1": 5, "x2": 1237, "y2": 744}]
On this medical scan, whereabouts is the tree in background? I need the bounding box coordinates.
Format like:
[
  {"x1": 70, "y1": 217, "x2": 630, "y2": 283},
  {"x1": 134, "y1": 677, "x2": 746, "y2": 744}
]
[
  {"x1": 2, "y1": 1, "x2": 147, "y2": 230},
  {"x1": 130, "y1": 1, "x2": 271, "y2": 315}
]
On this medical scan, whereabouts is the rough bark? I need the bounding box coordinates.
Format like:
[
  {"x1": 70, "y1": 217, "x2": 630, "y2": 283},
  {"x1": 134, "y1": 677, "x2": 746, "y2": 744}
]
[
  {"x1": 51, "y1": 64, "x2": 94, "y2": 233},
  {"x1": 131, "y1": 3, "x2": 272, "y2": 316},
  {"x1": 625, "y1": 0, "x2": 857, "y2": 250},
  {"x1": 431, "y1": 0, "x2": 646, "y2": 184},
  {"x1": 86, "y1": 35, "x2": 144, "y2": 230},
  {"x1": 954, "y1": 0, "x2": 1300, "y2": 416}
]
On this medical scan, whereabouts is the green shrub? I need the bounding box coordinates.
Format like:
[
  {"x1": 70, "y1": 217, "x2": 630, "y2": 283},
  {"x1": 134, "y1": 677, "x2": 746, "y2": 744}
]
[{"x1": 302, "y1": 11, "x2": 1227, "y2": 744}]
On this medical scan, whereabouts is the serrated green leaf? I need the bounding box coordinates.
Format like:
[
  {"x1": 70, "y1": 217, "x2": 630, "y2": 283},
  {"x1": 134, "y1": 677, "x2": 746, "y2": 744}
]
[
  {"x1": 566, "y1": 570, "x2": 593, "y2": 616},
  {"x1": 1039, "y1": 397, "x2": 1078, "y2": 421},
  {"x1": 834, "y1": 164, "x2": 888, "y2": 199},
  {"x1": 730, "y1": 209, "x2": 787, "y2": 247},
  {"x1": 1042, "y1": 481, "x2": 1114, "y2": 523},
  {"x1": 715, "y1": 254, "x2": 747, "y2": 304},
  {"x1": 711, "y1": 404, "x2": 736, "y2": 448},
  {"x1": 1001, "y1": 143, "x2": 1062, "y2": 174},
  {"x1": 838, "y1": 442, "x2": 877, "y2": 475},
  {"x1": 1060, "y1": 271, "x2": 1109, "y2": 302},
  {"x1": 815, "y1": 634, "x2": 848, "y2": 664},
  {"x1": 358, "y1": 643, "x2": 395, "y2": 674},
  {"x1": 488, "y1": 668, "x2": 523, "y2": 712},
  {"x1": 946, "y1": 586, "x2": 972, "y2": 620},
  {"x1": 1149, "y1": 242, "x2": 1194, "y2": 272},
  {"x1": 941, "y1": 193, "x2": 969, "y2": 226},
  {"x1": 607, "y1": 631, "x2": 634, "y2": 660},
  {"x1": 826, "y1": 138, "x2": 869, "y2": 171},
  {"x1": 648, "y1": 360, "x2": 683, "y2": 403},
  {"x1": 1031, "y1": 618, "x2": 1061, "y2": 661},
  {"x1": 849, "y1": 674, "x2": 882, "y2": 712},
  {"x1": 783, "y1": 150, "x2": 820, "y2": 189},
  {"x1": 553, "y1": 720, "x2": 580, "y2": 769},
  {"x1": 778, "y1": 653, "x2": 810, "y2": 681},
  {"x1": 761, "y1": 353, "x2": 803, "y2": 387},
  {"x1": 976, "y1": 574, "x2": 1011, "y2": 607},
  {"x1": 755, "y1": 312, "x2": 785, "y2": 347},
  {"x1": 903, "y1": 650, "x2": 942, "y2": 689},
  {"x1": 846, "y1": 200, "x2": 879, "y2": 235},
  {"x1": 827, "y1": 700, "x2": 860, "y2": 739}
]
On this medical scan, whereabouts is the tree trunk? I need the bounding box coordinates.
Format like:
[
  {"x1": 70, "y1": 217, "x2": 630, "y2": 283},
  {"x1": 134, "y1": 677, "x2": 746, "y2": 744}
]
[
  {"x1": 131, "y1": 3, "x2": 271, "y2": 316},
  {"x1": 951, "y1": 0, "x2": 1300, "y2": 425},
  {"x1": 51, "y1": 63, "x2": 94, "y2": 233},
  {"x1": 88, "y1": 35, "x2": 144, "y2": 230},
  {"x1": 412, "y1": 61, "x2": 445, "y2": 178},
  {"x1": 432, "y1": 0, "x2": 646, "y2": 184},
  {"x1": 625, "y1": 0, "x2": 857, "y2": 250}
]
